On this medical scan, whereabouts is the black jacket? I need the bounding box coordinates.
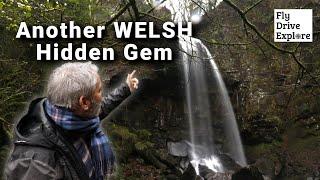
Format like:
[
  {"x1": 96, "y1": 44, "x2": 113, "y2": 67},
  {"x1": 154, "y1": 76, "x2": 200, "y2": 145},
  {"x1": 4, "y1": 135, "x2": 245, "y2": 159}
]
[{"x1": 5, "y1": 84, "x2": 131, "y2": 180}]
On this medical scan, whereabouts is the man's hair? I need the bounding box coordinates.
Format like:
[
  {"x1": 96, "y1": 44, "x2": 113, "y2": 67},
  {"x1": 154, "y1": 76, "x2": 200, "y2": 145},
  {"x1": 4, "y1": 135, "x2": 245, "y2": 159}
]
[{"x1": 47, "y1": 62, "x2": 99, "y2": 108}]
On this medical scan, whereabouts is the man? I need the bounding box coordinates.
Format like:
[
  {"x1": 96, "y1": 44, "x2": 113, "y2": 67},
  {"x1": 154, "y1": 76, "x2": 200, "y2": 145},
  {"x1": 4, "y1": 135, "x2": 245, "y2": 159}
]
[{"x1": 5, "y1": 62, "x2": 139, "y2": 180}]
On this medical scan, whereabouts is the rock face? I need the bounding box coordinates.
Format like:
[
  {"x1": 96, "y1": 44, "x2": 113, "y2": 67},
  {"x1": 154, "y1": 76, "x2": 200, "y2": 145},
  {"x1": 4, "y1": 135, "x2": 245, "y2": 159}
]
[
  {"x1": 181, "y1": 164, "x2": 198, "y2": 180},
  {"x1": 102, "y1": 13, "x2": 319, "y2": 179},
  {"x1": 167, "y1": 141, "x2": 189, "y2": 157},
  {"x1": 231, "y1": 166, "x2": 264, "y2": 180},
  {"x1": 217, "y1": 154, "x2": 241, "y2": 171},
  {"x1": 181, "y1": 163, "x2": 265, "y2": 180},
  {"x1": 241, "y1": 114, "x2": 281, "y2": 145},
  {"x1": 104, "y1": 54, "x2": 248, "y2": 178},
  {"x1": 168, "y1": 140, "x2": 244, "y2": 179},
  {"x1": 199, "y1": 165, "x2": 232, "y2": 180}
]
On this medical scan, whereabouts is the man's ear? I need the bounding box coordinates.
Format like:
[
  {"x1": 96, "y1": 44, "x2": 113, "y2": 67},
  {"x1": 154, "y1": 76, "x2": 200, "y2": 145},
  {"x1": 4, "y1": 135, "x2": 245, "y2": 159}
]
[{"x1": 79, "y1": 96, "x2": 91, "y2": 111}]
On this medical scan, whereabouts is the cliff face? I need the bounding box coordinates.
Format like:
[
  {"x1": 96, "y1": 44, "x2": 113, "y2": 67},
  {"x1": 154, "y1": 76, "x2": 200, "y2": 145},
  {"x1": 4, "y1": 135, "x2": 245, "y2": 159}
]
[
  {"x1": 103, "y1": 1, "x2": 320, "y2": 178},
  {"x1": 193, "y1": 1, "x2": 320, "y2": 179},
  {"x1": 102, "y1": 45, "x2": 247, "y2": 178}
]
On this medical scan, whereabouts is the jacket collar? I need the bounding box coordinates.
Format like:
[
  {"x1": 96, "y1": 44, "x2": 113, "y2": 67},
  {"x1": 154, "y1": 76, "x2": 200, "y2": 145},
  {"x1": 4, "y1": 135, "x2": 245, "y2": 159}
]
[{"x1": 14, "y1": 98, "x2": 90, "y2": 180}]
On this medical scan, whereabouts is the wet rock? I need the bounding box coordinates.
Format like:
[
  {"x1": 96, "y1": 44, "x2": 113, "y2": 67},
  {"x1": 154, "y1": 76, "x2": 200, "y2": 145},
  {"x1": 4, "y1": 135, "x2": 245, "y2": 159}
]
[
  {"x1": 167, "y1": 141, "x2": 189, "y2": 157},
  {"x1": 199, "y1": 164, "x2": 216, "y2": 179},
  {"x1": 179, "y1": 157, "x2": 190, "y2": 170},
  {"x1": 199, "y1": 165, "x2": 232, "y2": 180},
  {"x1": 136, "y1": 148, "x2": 167, "y2": 170},
  {"x1": 166, "y1": 174, "x2": 180, "y2": 180},
  {"x1": 181, "y1": 163, "x2": 198, "y2": 180},
  {"x1": 232, "y1": 166, "x2": 264, "y2": 180},
  {"x1": 156, "y1": 148, "x2": 180, "y2": 168},
  {"x1": 217, "y1": 153, "x2": 242, "y2": 172},
  {"x1": 251, "y1": 157, "x2": 282, "y2": 179},
  {"x1": 154, "y1": 148, "x2": 183, "y2": 176}
]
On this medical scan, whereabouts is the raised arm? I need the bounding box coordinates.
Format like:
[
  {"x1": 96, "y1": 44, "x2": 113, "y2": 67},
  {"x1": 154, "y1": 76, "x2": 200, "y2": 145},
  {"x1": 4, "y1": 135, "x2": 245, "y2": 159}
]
[
  {"x1": 99, "y1": 83, "x2": 131, "y2": 119},
  {"x1": 99, "y1": 70, "x2": 139, "y2": 120}
]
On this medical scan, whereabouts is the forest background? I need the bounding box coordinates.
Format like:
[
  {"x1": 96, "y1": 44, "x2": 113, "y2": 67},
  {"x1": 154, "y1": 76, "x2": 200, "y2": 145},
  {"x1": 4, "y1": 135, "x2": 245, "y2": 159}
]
[{"x1": 0, "y1": 0, "x2": 319, "y2": 179}]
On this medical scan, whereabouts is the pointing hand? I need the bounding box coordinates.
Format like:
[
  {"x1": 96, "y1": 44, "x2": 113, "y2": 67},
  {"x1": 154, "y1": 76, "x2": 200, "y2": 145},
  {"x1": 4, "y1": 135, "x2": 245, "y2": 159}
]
[{"x1": 126, "y1": 70, "x2": 139, "y2": 92}]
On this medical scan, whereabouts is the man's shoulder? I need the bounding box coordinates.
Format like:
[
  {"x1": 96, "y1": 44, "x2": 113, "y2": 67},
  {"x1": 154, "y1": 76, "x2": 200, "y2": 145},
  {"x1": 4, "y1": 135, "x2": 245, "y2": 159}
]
[
  {"x1": 14, "y1": 97, "x2": 55, "y2": 145},
  {"x1": 5, "y1": 140, "x2": 65, "y2": 179},
  {"x1": 10, "y1": 141, "x2": 58, "y2": 163},
  {"x1": 6, "y1": 98, "x2": 84, "y2": 180}
]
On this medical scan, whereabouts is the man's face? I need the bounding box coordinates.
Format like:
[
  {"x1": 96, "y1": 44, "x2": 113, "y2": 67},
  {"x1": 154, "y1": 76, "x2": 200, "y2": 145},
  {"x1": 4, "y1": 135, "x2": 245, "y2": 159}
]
[
  {"x1": 75, "y1": 74, "x2": 103, "y2": 118},
  {"x1": 88, "y1": 75, "x2": 103, "y2": 117},
  {"x1": 93, "y1": 75, "x2": 103, "y2": 103}
]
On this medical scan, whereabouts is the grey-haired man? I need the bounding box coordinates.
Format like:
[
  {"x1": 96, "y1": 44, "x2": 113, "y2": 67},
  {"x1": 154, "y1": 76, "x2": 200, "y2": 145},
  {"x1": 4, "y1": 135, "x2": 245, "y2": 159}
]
[{"x1": 5, "y1": 62, "x2": 138, "y2": 180}]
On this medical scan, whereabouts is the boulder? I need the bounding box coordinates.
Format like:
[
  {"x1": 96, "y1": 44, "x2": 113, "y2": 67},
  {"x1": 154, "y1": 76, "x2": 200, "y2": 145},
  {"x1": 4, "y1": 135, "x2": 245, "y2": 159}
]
[
  {"x1": 167, "y1": 141, "x2": 189, "y2": 157},
  {"x1": 181, "y1": 163, "x2": 198, "y2": 180},
  {"x1": 199, "y1": 165, "x2": 232, "y2": 180},
  {"x1": 232, "y1": 166, "x2": 264, "y2": 180}
]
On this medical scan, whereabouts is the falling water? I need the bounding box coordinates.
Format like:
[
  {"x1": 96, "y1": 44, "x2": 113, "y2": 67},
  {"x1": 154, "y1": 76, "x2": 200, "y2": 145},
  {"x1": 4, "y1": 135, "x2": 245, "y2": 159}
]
[
  {"x1": 180, "y1": 36, "x2": 224, "y2": 174},
  {"x1": 180, "y1": 35, "x2": 247, "y2": 173},
  {"x1": 204, "y1": 45, "x2": 247, "y2": 167},
  {"x1": 153, "y1": 0, "x2": 223, "y2": 23},
  {"x1": 152, "y1": 0, "x2": 247, "y2": 174}
]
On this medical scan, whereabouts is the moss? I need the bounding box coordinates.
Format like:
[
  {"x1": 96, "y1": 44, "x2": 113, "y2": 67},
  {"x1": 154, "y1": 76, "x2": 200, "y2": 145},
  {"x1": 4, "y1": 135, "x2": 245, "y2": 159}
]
[
  {"x1": 245, "y1": 140, "x2": 281, "y2": 161},
  {"x1": 288, "y1": 135, "x2": 320, "y2": 152},
  {"x1": 103, "y1": 123, "x2": 161, "y2": 179},
  {"x1": 134, "y1": 141, "x2": 154, "y2": 151},
  {"x1": 136, "y1": 129, "x2": 152, "y2": 140},
  {"x1": 104, "y1": 122, "x2": 155, "y2": 163}
]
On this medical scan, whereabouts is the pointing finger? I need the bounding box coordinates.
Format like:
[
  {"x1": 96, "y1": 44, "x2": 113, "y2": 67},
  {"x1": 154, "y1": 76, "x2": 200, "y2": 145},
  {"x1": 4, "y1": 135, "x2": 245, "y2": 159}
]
[{"x1": 130, "y1": 70, "x2": 136, "y2": 78}]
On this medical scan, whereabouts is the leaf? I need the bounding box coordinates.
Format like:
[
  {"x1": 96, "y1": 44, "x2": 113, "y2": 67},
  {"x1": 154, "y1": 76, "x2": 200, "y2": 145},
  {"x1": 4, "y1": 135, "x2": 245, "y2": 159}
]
[
  {"x1": 25, "y1": 11, "x2": 32, "y2": 18},
  {"x1": 25, "y1": 5, "x2": 32, "y2": 11},
  {"x1": 0, "y1": 2, "x2": 4, "y2": 10}
]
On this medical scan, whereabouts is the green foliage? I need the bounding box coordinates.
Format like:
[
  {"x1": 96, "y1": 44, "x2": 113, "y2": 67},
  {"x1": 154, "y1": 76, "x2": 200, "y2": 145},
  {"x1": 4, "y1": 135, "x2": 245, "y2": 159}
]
[
  {"x1": 105, "y1": 123, "x2": 154, "y2": 162},
  {"x1": 0, "y1": 0, "x2": 127, "y2": 32},
  {"x1": 136, "y1": 129, "x2": 152, "y2": 139},
  {"x1": 246, "y1": 140, "x2": 281, "y2": 160},
  {"x1": 0, "y1": 0, "x2": 63, "y2": 31},
  {"x1": 134, "y1": 141, "x2": 154, "y2": 151},
  {"x1": 109, "y1": 123, "x2": 138, "y2": 141},
  {"x1": 0, "y1": 60, "x2": 41, "y2": 137},
  {"x1": 266, "y1": 115, "x2": 283, "y2": 130}
]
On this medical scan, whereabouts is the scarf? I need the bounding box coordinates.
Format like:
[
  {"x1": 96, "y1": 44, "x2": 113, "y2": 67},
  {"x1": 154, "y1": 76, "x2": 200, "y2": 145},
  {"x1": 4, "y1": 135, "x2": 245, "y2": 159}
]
[{"x1": 44, "y1": 100, "x2": 114, "y2": 180}]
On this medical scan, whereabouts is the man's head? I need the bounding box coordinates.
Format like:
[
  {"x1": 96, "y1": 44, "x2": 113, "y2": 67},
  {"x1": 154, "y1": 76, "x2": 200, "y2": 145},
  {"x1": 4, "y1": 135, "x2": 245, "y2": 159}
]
[{"x1": 47, "y1": 62, "x2": 102, "y2": 118}]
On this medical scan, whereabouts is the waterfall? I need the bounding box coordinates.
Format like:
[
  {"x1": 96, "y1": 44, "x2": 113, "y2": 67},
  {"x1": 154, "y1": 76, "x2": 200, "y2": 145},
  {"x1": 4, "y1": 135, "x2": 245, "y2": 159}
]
[
  {"x1": 180, "y1": 36, "x2": 224, "y2": 174},
  {"x1": 179, "y1": 35, "x2": 247, "y2": 174},
  {"x1": 152, "y1": 0, "x2": 247, "y2": 174}
]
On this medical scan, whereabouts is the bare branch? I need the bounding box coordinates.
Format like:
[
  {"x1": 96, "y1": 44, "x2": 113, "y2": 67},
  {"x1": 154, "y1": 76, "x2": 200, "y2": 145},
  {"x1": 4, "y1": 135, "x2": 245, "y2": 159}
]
[
  {"x1": 129, "y1": 0, "x2": 140, "y2": 20},
  {"x1": 244, "y1": 0, "x2": 264, "y2": 14},
  {"x1": 200, "y1": 38, "x2": 253, "y2": 46},
  {"x1": 223, "y1": 0, "x2": 292, "y2": 54},
  {"x1": 139, "y1": 0, "x2": 167, "y2": 19},
  {"x1": 146, "y1": 0, "x2": 167, "y2": 14},
  {"x1": 223, "y1": 0, "x2": 319, "y2": 85},
  {"x1": 190, "y1": 0, "x2": 210, "y2": 19},
  {"x1": 139, "y1": 12, "x2": 166, "y2": 22},
  {"x1": 285, "y1": 67, "x2": 303, "y2": 109},
  {"x1": 105, "y1": 2, "x2": 131, "y2": 27}
]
